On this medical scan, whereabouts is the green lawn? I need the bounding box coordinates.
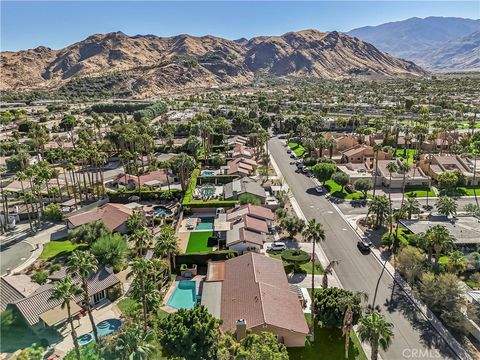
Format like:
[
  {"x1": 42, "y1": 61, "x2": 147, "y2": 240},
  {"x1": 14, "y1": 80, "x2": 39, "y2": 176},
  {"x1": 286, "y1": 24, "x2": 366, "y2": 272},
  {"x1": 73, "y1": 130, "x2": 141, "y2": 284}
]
[
  {"x1": 288, "y1": 142, "x2": 306, "y2": 157},
  {"x1": 288, "y1": 324, "x2": 367, "y2": 360},
  {"x1": 394, "y1": 149, "x2": 417, "y2": 165},
  {"x1": 0, "y1": 310, "x2": 44, "y2": 353},
  {"x1": 405, "y1": 186, "x2": 436, "y2": 198},
  {"x1": 439, "y1": 186, "x2": 480, "y2": 197},
  {"x1": 325, "y1": 180, "x2": 364, "y2": 200},
  {"x1": 39, "y1": 240, "x2": 88, "y2": 260},
  {"x1": 185, "y1": 231, "x2": 214, "y2": 253},
  {"x1": 117, "y1": 297, "x2": 139, "y2": 315},
  {"x1": 269, "y1": 253, "x2": 324, "y2": 275}
]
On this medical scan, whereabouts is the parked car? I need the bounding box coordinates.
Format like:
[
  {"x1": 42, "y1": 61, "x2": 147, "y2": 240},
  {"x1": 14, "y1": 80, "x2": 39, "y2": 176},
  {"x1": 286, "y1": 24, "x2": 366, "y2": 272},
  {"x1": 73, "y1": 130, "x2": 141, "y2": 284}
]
[
  {"x1": 315, "y1": 186, "x2": 324, "y2": 194},
  {"x1": 357, "y1": 239, "x2": 373, "y2": 252},
  {"x1": 290, "y1": 154, "x2": 296, "y2": 159},
  {"x1": 422, "y1": 204, "x2": 433, "y2": 211},
  {"x1": 287, "y1": 149, "x2": 292, "y2": 154},
  {"x1": 267, "y1": 241, "x2": 287, "y2": 252}
]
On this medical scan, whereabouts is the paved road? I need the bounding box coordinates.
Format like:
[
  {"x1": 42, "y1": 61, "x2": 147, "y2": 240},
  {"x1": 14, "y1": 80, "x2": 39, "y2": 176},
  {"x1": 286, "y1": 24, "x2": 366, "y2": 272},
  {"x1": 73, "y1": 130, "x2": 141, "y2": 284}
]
[
  {"x1": 338, "y1": 197, "x2": 476, "y2": 217},
  {"x1": 269, "y1": 136, "x2": 456, "y2": 360}
]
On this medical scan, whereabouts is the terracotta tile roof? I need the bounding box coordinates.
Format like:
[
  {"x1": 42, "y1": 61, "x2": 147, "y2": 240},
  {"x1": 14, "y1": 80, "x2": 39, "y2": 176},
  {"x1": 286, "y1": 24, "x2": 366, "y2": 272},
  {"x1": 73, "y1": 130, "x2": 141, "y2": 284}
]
[
  {"x1": 115, "y1": 169, "x2": 169, "y2": 186},
  {"x1": 243, "y1": 215, "x2": 268, "y2": 234},
  {"x1": 219, "y1": 253, "x2": 308, "y2": 335},
  {"x1": 206, "y1": 261, "x2": 225, "y2": 281},
  {"x1": 227, "y1": 204, "x2": 274, "y2": 222},
  {"x1": 66, "y1": 203, "x2": 132, "y2": 231}
]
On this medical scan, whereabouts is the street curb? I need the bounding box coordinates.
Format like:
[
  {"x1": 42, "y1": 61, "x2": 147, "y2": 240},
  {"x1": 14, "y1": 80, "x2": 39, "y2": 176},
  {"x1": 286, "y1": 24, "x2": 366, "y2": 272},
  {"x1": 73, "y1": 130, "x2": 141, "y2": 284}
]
[{"x1": 333, "y1": 207, "x2": 472, "y2": 360}]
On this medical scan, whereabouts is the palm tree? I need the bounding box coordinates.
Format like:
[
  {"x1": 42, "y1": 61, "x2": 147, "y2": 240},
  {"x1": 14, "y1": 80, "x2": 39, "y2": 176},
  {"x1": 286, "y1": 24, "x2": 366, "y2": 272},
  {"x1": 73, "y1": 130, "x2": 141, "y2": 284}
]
[
  {"x1": 385, "y1": 162, "x2": 397, "y2": 233},
  {"x1": 114, "y1": 323, "x2": 154, "y2": 360},
  {"x1": 394, "y1": 160, "x2": 411, "y2": 238},
  {"x1": 131, "y1": 227, "x2": 152, "y2": 257},
  {"x1": 51, "y1": 277, "x2": 83, "y2": 360},
  {"x1": 15, "y1": 171, "x2": 34, "y2": 232},
  {"x1": 67, "y1": 250, "x2": 99, "y2": 343},
  {"x1": 435, "y1": 196, "x2": 458, "y2": 218},
  {"x1": 447, "y1": 250, "x2": 467, "y2": 274},
  {"x1": 372, "y1": 144, "x2": 383, "y2": 197},
  {"x1": 302, "y1": 219, "x2": 325, "y2": 335},
  {"x1": 342, "y1": 292, "x2": 366, "y2": 359},
  {"x1": 358, "y1": 311, "x2": 394, "y2": 360},
  {"x1": 322, "y1": 259, "x2": 338, "y2": 289},
  {"x1": 171, "y1": 153, "x2": 196, "y2": 191},
  {"x1": 368, "y1": 196, "x2": 390, "y2": 229},
  {"x1": 403, "y1": 197, "x2": 420, "y2": 220},
  {"x1": 154, "y1": 225, "x2": 178, "y2": 277},
  {"x1": 426, "y1": 225, "x2": 455, "y2": 269},
  {"x1": 127, "y1": 258, "x2": 152, "y2": 331}
]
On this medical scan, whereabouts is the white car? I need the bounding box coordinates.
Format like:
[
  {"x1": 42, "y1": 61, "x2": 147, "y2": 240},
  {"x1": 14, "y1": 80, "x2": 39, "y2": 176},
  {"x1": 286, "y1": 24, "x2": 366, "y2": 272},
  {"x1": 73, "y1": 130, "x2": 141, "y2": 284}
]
[
  {"x1": 315, "y1": 186, "x2": 324, "y2": 193},
  {"x1": 267, "y1": 242, "x2": 287, "y2": 252}
]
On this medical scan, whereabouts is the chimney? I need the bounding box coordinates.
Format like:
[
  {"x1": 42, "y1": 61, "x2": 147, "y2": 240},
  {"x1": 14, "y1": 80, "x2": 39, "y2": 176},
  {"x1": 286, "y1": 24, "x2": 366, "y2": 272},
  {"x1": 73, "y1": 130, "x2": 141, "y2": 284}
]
[{"x1": 236, "y1": 319, "x2": 247, "y2": 341}]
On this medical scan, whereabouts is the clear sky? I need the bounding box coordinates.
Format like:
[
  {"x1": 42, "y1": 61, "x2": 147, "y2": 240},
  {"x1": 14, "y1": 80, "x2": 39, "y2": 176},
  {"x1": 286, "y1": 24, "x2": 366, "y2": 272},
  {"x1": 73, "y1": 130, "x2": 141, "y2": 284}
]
[{"x1": 1, "y1": 1, "x2": 479, "y2": 51}]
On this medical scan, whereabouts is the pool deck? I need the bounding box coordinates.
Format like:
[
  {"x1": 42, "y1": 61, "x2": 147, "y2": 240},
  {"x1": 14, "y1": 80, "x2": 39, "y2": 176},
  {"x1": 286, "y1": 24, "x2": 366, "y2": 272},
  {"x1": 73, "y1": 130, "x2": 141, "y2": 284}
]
[
  {"x1": 53, "y1": 301, "x2": 122, "y2": 357},
  {"x1": 161, "y1": 276, "x2": 205, "y2": 313}
]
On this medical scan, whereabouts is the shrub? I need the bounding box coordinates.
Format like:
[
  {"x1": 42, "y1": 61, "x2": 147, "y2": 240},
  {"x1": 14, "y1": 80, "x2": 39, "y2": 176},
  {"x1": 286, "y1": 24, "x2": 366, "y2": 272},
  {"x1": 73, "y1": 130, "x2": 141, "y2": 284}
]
[
  {"x1": 239, "y1": 193, "x2": 261, "y2": 205},
  {"x1": 91, "y1": 233, "x2": 128, "y2": 269},
  {"x1": 49, "y1": 263, "x2": 61, "y2": 274},
  {"x1": 281, "y1": 249, "x2": 310, "y2": 264},
  {"x1": 182, "y1": 168, "x2": 200, "y2": 204},
  {"x1": 32, "y1": 270, "x2": 49, "y2": 285},
  {"x1": 44, "y1": 203, "x2": 63, "y2": 221}
]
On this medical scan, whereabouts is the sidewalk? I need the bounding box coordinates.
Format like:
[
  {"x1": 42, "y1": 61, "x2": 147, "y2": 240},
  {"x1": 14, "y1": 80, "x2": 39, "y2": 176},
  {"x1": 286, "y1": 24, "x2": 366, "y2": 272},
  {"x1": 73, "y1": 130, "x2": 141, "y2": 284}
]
[{"x1": 334, "y1": 206, "x2": 473, "y2": 360}]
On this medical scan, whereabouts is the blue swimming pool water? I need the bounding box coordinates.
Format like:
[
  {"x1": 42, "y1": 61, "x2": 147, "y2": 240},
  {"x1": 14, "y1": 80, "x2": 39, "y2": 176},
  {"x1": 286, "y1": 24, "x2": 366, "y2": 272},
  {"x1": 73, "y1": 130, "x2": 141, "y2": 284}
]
[
  {"x1": 154, "y1": 206, "x2": 173, "y2": 217},
  {"x1": 167, "y1": 281, "x2": 198, "y2": 310},
  {"x1": 79, "y1": 319, "x2": 122, "y2": 345},
  {"x1": 201, "y1": 170, "x2": 215, "y2": 176},
  {"x1": 196, "y1": 217, "x2": 214, "y2": 230},
  {"x1": 78, "y1": 333, "x2": 94, "y2": 346}
]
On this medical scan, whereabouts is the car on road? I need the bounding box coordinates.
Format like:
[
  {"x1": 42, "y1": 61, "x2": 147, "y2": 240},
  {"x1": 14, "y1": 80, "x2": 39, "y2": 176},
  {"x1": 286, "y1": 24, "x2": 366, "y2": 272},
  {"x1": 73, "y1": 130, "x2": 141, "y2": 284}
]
[
  {"x1": 267, "y1": 241, "x2": 287, "y2": 252},
  {"x1": 315, "y1": 186, "x2": 324, "y2": 194},
  {"x1": 357, "y1": 239, "x2": 373, "y2": 253}
]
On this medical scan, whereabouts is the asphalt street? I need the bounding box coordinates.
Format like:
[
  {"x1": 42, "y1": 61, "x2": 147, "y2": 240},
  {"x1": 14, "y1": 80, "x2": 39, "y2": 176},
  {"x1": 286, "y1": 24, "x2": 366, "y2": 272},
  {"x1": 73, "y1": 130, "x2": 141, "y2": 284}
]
[{"x1": 269, "y1": 136, "x2": 456, "y2": 360}]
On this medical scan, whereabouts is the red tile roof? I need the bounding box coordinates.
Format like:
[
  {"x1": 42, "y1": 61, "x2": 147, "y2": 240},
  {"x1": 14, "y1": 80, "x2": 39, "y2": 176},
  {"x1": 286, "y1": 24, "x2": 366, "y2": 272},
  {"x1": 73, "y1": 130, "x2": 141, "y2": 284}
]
[
  {"x1": 219, "y1": 253, "x2": 308, "y2": 335},
  {"x1": 115, "y1": 169, "x2": 169, "y2": 186},
  {"x1": 66, "y1": 203, "x2": 132, "y2": 231},
  {"x1": 228, "y1": 204, "x2": 274, "y2": 221}
]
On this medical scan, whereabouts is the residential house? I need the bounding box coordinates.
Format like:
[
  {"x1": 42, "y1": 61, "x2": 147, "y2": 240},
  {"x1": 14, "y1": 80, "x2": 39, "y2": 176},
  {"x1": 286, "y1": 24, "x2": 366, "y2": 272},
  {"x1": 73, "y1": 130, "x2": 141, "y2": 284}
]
[
  {"x1": 1, "y1": 267, "x2": 120, "y2": 331},
  {"x1": 419, "y1": 154, "x2": 478, "y2": 186},
  {"x1": 226, "y1": 204, "x2": 274, "y2": 229},
  {"x1": 66, "y1": 203, "x2": 133, "y2": 233},
  {"x1": 201, "y1": 253, "x2": 309, "y2": 347},
  {"x1": 223, "y1": 177, "x2": 267, "y2": 203},
  {"x1": 341, "y1": 144, "x2": 391, "y2": 164},
  {"x1": 228, "y1": 135, "x2": 248, "y2": 147},
  {"x1": 221, "y1": 157, "x2": 257, "y2": 177},
  {"x1": 374, "y1": 159, "x2": 429, "y2": 188},
  {"x1": 229, "y1": 145, "x2": 254, "y2": 159},
  {"x1": 111, "y1": 169, "x2": 176, "y2": 190}
]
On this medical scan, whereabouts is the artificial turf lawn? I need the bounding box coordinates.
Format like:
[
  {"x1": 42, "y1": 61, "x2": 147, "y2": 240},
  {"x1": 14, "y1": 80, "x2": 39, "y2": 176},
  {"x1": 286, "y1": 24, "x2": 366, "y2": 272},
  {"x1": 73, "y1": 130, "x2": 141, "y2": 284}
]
[
  {"x1": 185, "y1": 231, "x2": 213, "y2": 253},
  {"x1": 288, "y1": 142, "x2": 306, "y2": 157},
  {"x1": 288, "y1": 325, "x2": 367, "y2": 360},
  {"x1": 39, "y1": 240, "x2": 88, "y2": 260},
  {"x1": 324, "y1": 180, "x2": 364, "y2": 200}
]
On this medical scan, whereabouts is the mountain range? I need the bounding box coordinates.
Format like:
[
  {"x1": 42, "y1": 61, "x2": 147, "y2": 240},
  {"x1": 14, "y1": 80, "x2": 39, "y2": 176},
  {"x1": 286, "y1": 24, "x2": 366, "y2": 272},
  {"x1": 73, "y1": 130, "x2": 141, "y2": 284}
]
[
  {"x1": 0, "y1": 30, "x2": 425, "y2": 95},
  {"x1": 348, "y1": 16, "x2": 480, "y2": 71}
]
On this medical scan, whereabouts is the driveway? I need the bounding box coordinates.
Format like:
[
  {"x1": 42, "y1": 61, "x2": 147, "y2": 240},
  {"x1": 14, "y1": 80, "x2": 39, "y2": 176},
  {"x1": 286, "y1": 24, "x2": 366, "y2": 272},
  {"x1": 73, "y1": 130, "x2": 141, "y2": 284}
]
[{"x1": 269, "y1": 136, "x2": 455, "y2": 360}]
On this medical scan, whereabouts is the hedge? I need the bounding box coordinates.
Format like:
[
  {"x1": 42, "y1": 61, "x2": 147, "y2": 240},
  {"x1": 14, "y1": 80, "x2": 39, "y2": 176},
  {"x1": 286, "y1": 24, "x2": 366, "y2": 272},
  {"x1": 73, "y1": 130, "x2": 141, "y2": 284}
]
[
  {"x1": 182, "y1": 168, "x2": 200, "y2": 204},
  {"x1": 175, "y1": 250, "x2": 237, "y2": 269},
  {"x1": 197, "y1": 175, "x2": 239, "y2": 185},
  {"x1": 184, "y1": 200, "x2": 239, "y2": 209},
  {"x1": 133, "y1": 102, "x2": 167, "y2": 122},
  {"x1": 89, "y1": 102, "x2": 152, "y2": 114},
  {"x1": 108, "y1": 189, "x2": 182, "y2": 203}
]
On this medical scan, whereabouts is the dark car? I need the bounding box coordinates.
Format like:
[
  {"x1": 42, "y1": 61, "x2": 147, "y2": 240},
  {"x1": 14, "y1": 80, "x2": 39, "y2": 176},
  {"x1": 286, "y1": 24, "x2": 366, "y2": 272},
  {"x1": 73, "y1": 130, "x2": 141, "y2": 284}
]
[
  {"x1": 357, "y1": 239, "x2": 373, "y2": 252},
  {"x1": 422, "y1": 204, "x2": 433, "y2": 211}
]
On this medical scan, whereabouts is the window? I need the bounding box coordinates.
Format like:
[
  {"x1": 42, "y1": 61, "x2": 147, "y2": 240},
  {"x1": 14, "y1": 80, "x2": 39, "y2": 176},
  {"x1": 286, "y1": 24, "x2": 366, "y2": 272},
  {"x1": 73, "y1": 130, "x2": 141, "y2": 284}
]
[{"x1": 93, "y1": 290, "x2": 106, "y2": 304}]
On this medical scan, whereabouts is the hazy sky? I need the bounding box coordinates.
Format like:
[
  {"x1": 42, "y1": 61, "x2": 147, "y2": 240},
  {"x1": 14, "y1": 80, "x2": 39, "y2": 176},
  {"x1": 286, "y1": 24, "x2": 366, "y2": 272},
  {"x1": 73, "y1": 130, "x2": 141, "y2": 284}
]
[{"x1": 1, "y1": 1, "x2": 479, "y2": 51}]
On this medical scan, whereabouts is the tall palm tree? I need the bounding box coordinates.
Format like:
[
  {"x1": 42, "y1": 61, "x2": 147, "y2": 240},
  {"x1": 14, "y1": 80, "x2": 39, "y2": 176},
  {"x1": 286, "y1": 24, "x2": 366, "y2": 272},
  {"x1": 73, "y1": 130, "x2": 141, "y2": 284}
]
[
  {"x1": 342, "y1": 292, "x2": 366, "y2": 359},
  {"x1": 447, "y1": 250, "x2": 467, "y2": 274},
  {"x1": 368, "y1": 196, "x2": 390, "y2": 229},
  {"x1": 358, "y1": 311, "x2": 394, "y2": 360},
  {"x1": 394, "y1": 160, "x2": 411, "y2": 238},
  {"x1": 385, "y1": 162, "x2": 397, "y2": 233},
  {"x1": 154, "y1": 225, "x2": 178, "y2": 277},
  {"x1": 322, "y1": 259, "x2": 338, "y2": 289},
  {"x1": 435, "y1": 196, "x2": 458, "y2": 218},
  {"x1": 67, "y1": 250, "x2": 99, "y2": 343},
  {"x1": 403, "y1": 197, "x2": 420, "y2": 220},
  {"x1": 127, "y1": 258, "x2": 152, "y2": 331},
  {"x1": 51, "y1": 277, "x2": 83, "y2": 360},
  {"x1": 15, "y1": 171, "x2": 34, "y2": 232},
  {"x1": 371, "y1": 144, "x2": 383, "y2": 197},
  {"x1": 426, "y1": 225, "x2": 455, "y2": 269},
  {"x1": 114, "y1": 323, "x2": 154, "y2": 360},
  {"x1": 302, "y1": 219, "x2": 325, "y2": 335}
]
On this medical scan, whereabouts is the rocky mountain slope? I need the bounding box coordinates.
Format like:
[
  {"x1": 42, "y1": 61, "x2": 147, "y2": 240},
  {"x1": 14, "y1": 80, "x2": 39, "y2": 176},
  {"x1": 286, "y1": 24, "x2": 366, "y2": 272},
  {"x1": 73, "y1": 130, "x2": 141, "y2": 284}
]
[
  {"x1": 348, "y1": 16, "x2": 480, "y2": 71},
  {"x1": 0, "y1": 30, "x2": 426, "y2": 94}
]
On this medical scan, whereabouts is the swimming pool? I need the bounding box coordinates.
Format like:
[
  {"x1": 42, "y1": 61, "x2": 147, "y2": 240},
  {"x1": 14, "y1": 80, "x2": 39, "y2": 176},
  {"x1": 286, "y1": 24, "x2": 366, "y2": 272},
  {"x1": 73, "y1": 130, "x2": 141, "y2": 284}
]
[
  {"x1": 78, "y1": 319, "x2": 122, "y2": 346},
  {"x1": 167, "y1": 281, "x2": 198, "y2": 310},
  {"x1": 201, "y1": 170, "x2": 215, "y2": 176},
  {"x1": 196, "y1": 217, "x2": 214, "y2": 230},
  {"x1": 153, "y1": 205, "x2": 173, "y2": 217}
]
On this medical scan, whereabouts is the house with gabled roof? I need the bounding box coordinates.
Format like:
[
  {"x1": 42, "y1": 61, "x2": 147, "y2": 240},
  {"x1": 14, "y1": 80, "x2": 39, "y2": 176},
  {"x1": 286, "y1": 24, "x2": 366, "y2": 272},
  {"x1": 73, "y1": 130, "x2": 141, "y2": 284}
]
[
  {"x1": 65, "y1": 203, "x2": 133, "y2": 233},
  {"x1": 201, "y1": 252, "x2": 308, "y2": 347}
]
